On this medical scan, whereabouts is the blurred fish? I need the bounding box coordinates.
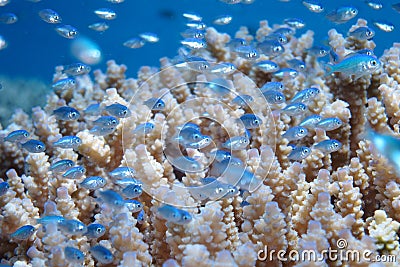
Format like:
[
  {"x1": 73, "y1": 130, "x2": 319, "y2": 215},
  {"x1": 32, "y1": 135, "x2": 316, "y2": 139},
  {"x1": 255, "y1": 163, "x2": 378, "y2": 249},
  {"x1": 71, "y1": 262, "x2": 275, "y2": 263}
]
[
  {"x1": 282, "y1": 126, "x2": 308, "y2": 141},
  {"x1": 273, "y1": 68, "x2": 298, "y2": 78},
  {"x1": 264, "y1": 33, "x2": 288, "y2": 45},
  {"x1": 64, "y1": 63, "x2": 91, "y2": 76},
  {"x1": 137, "y1": 209, "x2": 145, "y2": 224},
  {"x1": 10, "y1": 225, "x2": 35, "y2": 240},
  {"x1": 273, "y1": 27, "x2": 295, "y2": 38},
  {"x1": 177, "y1": 122, "x2": 200, "y2": 131},
  {"x1": 21, "y1": 139, "x2": 46, "y2": 153},
  {"x1": 365, "y1": 0, "x2": 383, "y2": 10},
  {"x1": 302, "y1": 0, "x2": 324, "y2": 13},
  {"x1": 143, "y1": 98, "x2": 165, "y2": 110},
  {"x1": 288, "y1": 146, "x2": 311, "y2": 161},
  {"x1": 4, "y1": 129, "x2": 29, "y2": 143},
  {"x1": 71, "y1": 36, "x2": 102, "y2": 65},
  {"x1": 109, "y1": 166, "x2": 136, "y2": 179},
  {"x1": 123, "y1": 37, "x2": 146, "y2": 49},
  {"x1": 90, "y1": 126, "x2": 116, "y2": 136},
  {"x1": 307, "y1": 45, "x2": 330, "y2": 57},
  {"x1": 62, "y1": 166, "x2": 85, "y2": 179},
  {"x1": 64, "y1": 247, "x2": 84, "y2": 264},
  {"x1": 94, "y1": 8, "x2": 116, "y2": 20},
  {"x1": 122, "y1": 184, "x2": 142, "y2": 198},
  {"x1": 283, "y1": 18, "x2": 306, "y2": 29},
  {"x1": 260, "y1": 81, "x2": 284, "y2": 92},
  {"x1": 181, "y1": 38, "x2": 206, "y2": 49},
  {"x1": 314, "y1": 139, "x2": 342, "y2": 153},
  {"x1": 227, "y1": 38, "x2": 247, "y2": 50},
  {"x1": 326, "y1": 6, "x2": 358, "y2": 24},
  {"x1": 125, "y1": 199, "x2": 143, "y2": 212},
  {"x1": 392, "y1": 3, "x2": 400, "y2": 13},
  {"x1": 287, "y1": 58, "x2": 306, "y2": 71},
  {"x1": 219, "y1": 0, "x2": 241, "y2": 3},
  {"x1": 50, "y1": 159, "x2": 74, "y2": 173},
  {"x1": 185, "y1": 56, "x2": 210, "y2": 72},
  {"x1": 96, "y1": 189, "x2": 125, "y2": 208},
  {"x1": 209, "y1": 149, "x2": 231, "y2": 163},
  {"x1": 262, "y1": 90, "x2": 286, "y2": 104},
  {"x1": 220, "y1": 165, "x2": 261, "y2": 192},
  {"x1": 180, "y1": 28, "x2": 205, "y2": 39},
  {"x1": 257, "y1": 40, "x2": 284, "y2": 57},
  {"x1": 0, "y1": 12, "x2": 18, "y2": 24},
  {"x1": 104, "y1": 103, "x2": 131, "y2": 118},
  {"x1": 93, "y1": 116, "x2": 118, "y2": 127},
  {"x1": 84, "y1": 103, "x2": 101, "y2": 116},
  {"x1": 0, "y1": 181, "x2": 9, "y2": 196},
  {"x1": 234, "y1": 45, "x2": 259, "y2": 60},
  {"x1": 171, "y1": 156, "x2": 202, "y2": 173},
  {"x1": 55, "y1": 25, "x2": 79, "y2": 39},
  {"x1": 345, "y1": 49, "x2": 375, "y2": 58},
  {"x1": 206, "y1": 78, "x2": 231, "y2": 96},
  {"x1": 88, "y1": 22, "x2": 109, "y2": 32},
  {"x1": 290, "y1": 87, "x2": 320, "y2": 103},
  {"x1": 299, "y1": 114, "x2": 322, "y2": 129},
  {"x1": 132, "y1": 122, "x2": 155, "y2": 135},
  {"x1": 281, "y1": 102, "x2": 307, "y2": 116},
  {"x1": 348, "y1": 26, "x2": 375, "y2": 40},
  {"x1": 373, "y1": 20, "x2": 395, "y2": 32},
  {"x1": 0, "y1": 0, "x2": 9, "y2": 6},
  {"x1": 139, "y1": 32, "x2": 159, "y2": 43},
  {"x1": 209, "y1": 62, "x2": 236, "y2": 75},
  {"x1": 253, "y1": 60, "x2": 279, "y2": 72},
  {"x1": 157, "y1": 205, "x2": 192, "y2": 225},
  {"x1": 210, "y1": 156, "x2": 244, "y2": 177},
  {"x1": 213, "y1": 15, "x2": 233, "y2": 25},
  {"x1": 36, "y1": 215, "x2": 65, "y2": 225},
  {"x1": 0, "y1": 35, "x2": 6, "y2": 50},
  {"x1": 315, "y1": 117, "x2": 343, "y2": 131},
  {"x1": 239, "y1": 114, "x2": 263, "y2": 129},
  {"x1": 115, "y1": 177, "x2": 143, "y2": 187},
  {"x1": 184, "y1": 135, "x2": 212, "y2": 149},
  {"x1": 38, "y1": 9, "x2": 62, "y2": 24},
  {"x1": 85, "y1": 223, "x2": 106, "y2": 239},
  {"x1": 53, "y1": 106, "x2": 80, "y2": 121},
  {"x1": 52, "y1": 78, "x2": 76, "y2": 93},
  {"x1": 182, "y1": 12, "x2": 202, "y2": 21},
  {"x1": 186, "y1": 21, "x2": 206, "y2": 30},
  {"x1": 189, "y1": 178, "x2": 238, "y2": 201},
  {"x1": 222, "y1": 136, "x2": 249, "y2": 150},
  {"x1": 90, "y1": 245, "x2": 113, "y2": 264},
  {"x1": 53, "y1": 136, "x2": 81, "y2": 149},
  {"x1": 107, "y1": 0, "x2": 124, "y2": 3},
  {"x1": 325, "y1": 54, "x2": 381, "y2": 80},
  {"x1": 232, "y1": 94, "x2": 254, "y2": 108},
  {"x1": 79, "y1": 176, "x2": 106, "y2": 190}
]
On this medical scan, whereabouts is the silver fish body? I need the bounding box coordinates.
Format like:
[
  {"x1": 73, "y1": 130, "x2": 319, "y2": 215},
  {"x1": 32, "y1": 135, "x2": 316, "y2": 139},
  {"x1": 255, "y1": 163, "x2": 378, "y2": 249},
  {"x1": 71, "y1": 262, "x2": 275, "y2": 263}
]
[
  {"x1": 299, "y1": 114, "x2": 322, "y2": 129},
  {"x1": 79, "y1": 176, "x2": 106, "y2": 190},
  {"x1": 315, "y1": 117, "x2": 343, "y2": 131},
  {"x1": 21, "y1": 139, "x2": 46, "y2": 153},
  {"x1": 53, "y1": 136, "x2": 81, "y2": 149},
  {"x1": 97, "y1": 189, "x2": 125, "y2": 208},
  {"x1": 10, "y1": 225, "x2": 35, "y2": 240},
  {"x1": 239, "y1": 114, "x2": 263, "y2": 129},
  {"x1": 64, "y1": 63, "x2": 91, "y2": 76},
  {"x1": 282, "y1": 126, "x2": 308, "y2": 141},
  {"x1": 39, "y1": 9, "x2": 62, "y2": 23},
  {"x1": 109, "y1": 166, "x2": 136, "y2": 179},
  {"x1": 85, "y1": 223, "x2": 106, "y2": 239},
  {"x1": 222, "y1": 136, "x2": 249, "y2": 150},
  {"x1": 290, "y1": 87, "x2": 320, "y2": 103},
  {"x1": 64, "y1": 247, "x2": 84, "y2": 264},
  {"x1": 62, "y1": 166, "x2": 85, "y2": 179},
  {"x1": 93, "y1": 116, "x2": 118, "y2": 127},
  {"x1": 90, "y1": 245, "x2": 113, "y2": 264},
  {"x1": 314, "y1": 139, "x2": 342, "y2": 153},
  {"x1": 53, "y1": 106, "x2": 80, "y2": 121},
  {"x1": 50, "y1": 160, "x2": 74, "y2": 173},
  {"x1": 288, "y1": 146, "x2": 311, "y2": 161},
  {"x1": 143, "y1": 98, "x2": 165, "y2": 111},
  {"x1": 125, "y1": 199, "x2": 143, "y2": 212},
  {"x1": 104, "y1": 103, "x2": 131, "y2": 118},
  {"x1": 55, "y1": 25, "x2": 78, "y2": 39},
  {"x1": 4, "y1": 129, "x2": 29, "y2": 143},
  {"x1": 122, "y1": 184, "x2": 143, "y2": 198}
]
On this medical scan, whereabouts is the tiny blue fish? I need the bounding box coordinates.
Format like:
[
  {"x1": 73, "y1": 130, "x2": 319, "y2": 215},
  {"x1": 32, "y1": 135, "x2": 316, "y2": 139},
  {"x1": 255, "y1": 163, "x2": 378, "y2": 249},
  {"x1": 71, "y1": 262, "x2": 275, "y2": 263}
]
[
  {"x1": 283, "y1": 18, "x2": 306, "y2": 29},
  {"x1": 281, "y1": 102, "x2": 307, "y2": 116},
  {"x1": 39, "y1": 9, "x2": 62, "y2": 24},
  {"x1": 0, "y1": 181, "x2": 9, "y2": 196},
  {"x1": 10, "y1": 225, "x2": 35, "y2": 240},
  {"x1": 186, "y1": 22, "x2": 207, "y2": 30},
  {"x1": 143, "y1": 98, "x2": 165, "y2": 111},
  {"x1": 184, "y1": 135, "x2": 212, "y2": 149},
  {"x1": 79, "y1": 176, "x2": 106, "y2": 190},
  {"x1": 234, "y1": 45, "x2": 259, "y2": 60},
  {"x1": 325, "y1": 54, "x2": 381, "y2": 80},
  {"x1": 132, "y1": 122, "x2": 155, "y2": 135},
  {"x1": 189, "y1": 178, "x2": 238, "y2": 201},
  {"x1": 273, "y1": 27, "x2": 295, "y2": 38},
  {"x1": 222, "y1": 136, "x2": 249, "y2": 150},
  {"x1": 63, "y1": 63, "x2": 91, "y2": 76},
  {"x1": 125, "y1": 200, "x2": 143, "y2": 212},
  {"x1": 232, "y1": 94, "x2": 254, "y2": 108},
  {"x1": 157, "y1": 205, "x2": 192, "y2": 225},
  {"x1": 220, "y1": 165, "x2": 260, "y2": 192},
  {"x1": 139, "y1": 32, "x2": 159, "y2": 43},
  {"x1": 90, "y1": 125, "x2": 117, "y2": 136},
  {"x1": 88, "y1": 21, "x2": 109, "y2": 32},
  {"x1": 109, "y1": 166, "x2": 136, "y2": 179},
  {"x1": 208, "y1": 62, "x2": 236, "y2": 75},
  {"x1": 182, "y1": 12, "x2": 203, "y2": 21},
  {"x1": 58, "y1": 219, "x2": 87, "y2": 235},
  {"x1": 93, "y1": 116, "x2": 118, "y2": 127},
  {"x1": 84, "y1": 103, "x2": 101, "y2": 116},
  {"x1": 314, "y1": 139, "x2": 342, "y2": 153},
  {"x1": 64, "y1": 247, "x2": 85, "y2": 264},
  {"x1": 185, "y1": 56, "x2": 210, "y2": 72},
  {"x1": 366, "y1": 0, "x2": 383, "y2": 10},
  {"x1": 326, "y1": 6, "x2": 358, "y2": 24},
  {"x1": 175, "y1": 127, "x2": 203, "y2": 144},
  {"x1": 373, "y1": 20, "x2": 395, "y2": 32},
  {"x1": 36, "y1": 215, "x2": 65, "y2": 225},
  {"x1": 181, "y1": 37, "x2": 207, "y2": 49},
  {"x1": 209, "y1": 150, "x2": 231, "y2": 163},
  {"x1": 206, "y1": 78, "x2": 231, "y2": 96},
  {"x1": 52, "y1": 78, "x2": 76, "y2": 93},
  {"x1": 290, "y1": 87, "x2": 320, "y2": 103},
  {"x1": 345, "y1": 49, "x2": 375, "y2": 58},
  {"x1": 256, "y1": 40, "x2": 284, "y2": 57},
  {"x1": 262, "y1": 90, "x2": 286, "y2": 104},
  {"x1": 180, "y1": 28, "x2": 205, "y2": 39},
  {"x1": 114, "y1": 177, "x2": 143, "y2": 187},
  {"x1": 227, "y1": 38, "x2": 247, "y2": 50},
  {"x1": 53, "y1": 106, "x2": 80, "y2": 121},
  {"x1": 53, "y1": 136, "x2": 81, "y2": 149},
  {"x1": 55, "y1": 24, "x2": 79, "y2": 39},
  {"x1": 104, "y1": 103, "x2": 131, "y2": 118},
  {"x1": 282, "y1": 126, "x2": 308, "y2": 142},
  {"x1": 176, "y1": 122, "x2": 201, "y2": 132},
  {"x1": 287, "y1": 146, "x2": 311, "y2": 161},
  {"x1": 90, "y1": 245, "x2": 113, "y2": 264},
  {"x1": 4, "y1": 129, "x2": 29, "y2": 143},
  {"x1": 253, "y1": 60, "x2": 279, "y2": 72},
  {"x1": 21, "y1": 139, "x2": 46, "y2": 153},
  {"x1": 122, "y1": 184, "x2": 143, "y2": 198},
  {"x1": 260, "y1": 81, "x2": 284, "y2": 92},
  {"x1": 213, "y1": 14, "x2": 232, "y2": 25},
  {"x1": 307, "y1": 45, "x2": 330, "y2": 57},
  {"x1": 239, "y1": 114, "x2": 263, "y2": 129},
  {"x1": 172, "y1": 156, "x2": 202, "y2": 173},
  {"x1": 0, "y1": 12, "x2": 18, "y2": 24},
  {"x1": 96, "y1": 189, "x2": 125, "y2": 208},
  {"x1": 209, "y1": 157, "x2": 244, "y2": 177},
  {"x1": 137, "y1": 209, "x2": 145, "y2": 224},
  {"x1": 62, "y1": 166, "x2": 85, "y2": 179},
  {"x1": 287, "y1": 58, "x2": 306, "y2": 71},
  {"x1": 273, "y1": 68, "x2": 298, "y2": 78},
  {"x1": 50, "y1": 159, "x2": 74, "y2": 173},
  {"x1": 299, "y1": 114, "x2": 322, "y2": 129},
  {"x1": 264, "y1": 32, "x2": 288, "y2": 45},
  {"x1": 85, "y1": 223, "x2": 106, "y2": 239},
  {"x1": 302, "y1": 0, "x2": 324, "y2": 13},
  {"x1": 94, "y1": 8, "x2": 116, "y2": 20},
  {"x1": 315, "y1": 117, "x2": 343, "y2": 131},
  {"x1": 123, "y1": 37, "x2": 145, "y2": 49},
  {"x1": 348, "y1": 26, "x2": 375, "y2": 40}
]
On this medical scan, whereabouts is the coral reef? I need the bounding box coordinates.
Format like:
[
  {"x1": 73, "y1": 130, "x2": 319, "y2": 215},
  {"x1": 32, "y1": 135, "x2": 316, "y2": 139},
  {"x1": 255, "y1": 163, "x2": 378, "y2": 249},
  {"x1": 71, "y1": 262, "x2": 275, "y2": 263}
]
[{"x1": 1, "y1": 17, "x2": 400, "y2": 266}]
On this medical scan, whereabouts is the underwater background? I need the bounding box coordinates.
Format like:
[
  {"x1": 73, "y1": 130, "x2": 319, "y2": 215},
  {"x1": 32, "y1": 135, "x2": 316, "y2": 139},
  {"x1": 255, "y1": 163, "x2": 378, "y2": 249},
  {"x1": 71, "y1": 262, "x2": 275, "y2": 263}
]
[{"x1": 0, "y1": 0, "x2": 399, "y2": 126}]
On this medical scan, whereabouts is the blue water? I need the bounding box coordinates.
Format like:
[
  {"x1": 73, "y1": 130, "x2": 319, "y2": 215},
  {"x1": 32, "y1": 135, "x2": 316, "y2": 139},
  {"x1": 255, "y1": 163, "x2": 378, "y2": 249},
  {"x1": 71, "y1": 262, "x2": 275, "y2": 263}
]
[{"x1": 0, "y1": 0, "x2": 398, "y2": 81}]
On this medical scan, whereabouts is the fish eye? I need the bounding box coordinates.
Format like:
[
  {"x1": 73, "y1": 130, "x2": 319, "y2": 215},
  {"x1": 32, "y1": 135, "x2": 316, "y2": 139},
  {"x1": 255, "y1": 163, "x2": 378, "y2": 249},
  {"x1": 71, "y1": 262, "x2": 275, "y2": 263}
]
[
  {"x1": 277, "y1": 96, "x2": 283, "y2": 101},
  {"x1": 370, "y1": 60, "x2": 377, "y2": 66},
  {"x1": 273, "y1": 46, "x2": 281, "y2": 52},
  {"x1": 36, "y1": 145, "x2": 43, "y2": 150},
  {"x1": 24, "y1": 132, "x2": 29, "y2": 137},
  {"x1": 351, "y1": 9, "x2": 357, "y2": 14},
  {"x1": 254, "y1": 119, "x2": 259, "y2": 125},
  {"x1": 299, "y1": 129, "x2": 305, "y2": 134}
]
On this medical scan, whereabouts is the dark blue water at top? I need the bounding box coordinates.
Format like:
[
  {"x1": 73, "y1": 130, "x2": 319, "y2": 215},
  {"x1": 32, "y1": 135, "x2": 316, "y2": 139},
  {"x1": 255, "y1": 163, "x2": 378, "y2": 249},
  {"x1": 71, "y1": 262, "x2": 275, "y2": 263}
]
[{"x1": 0, "y1": 0, "x2": 398, "y2": 81}]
